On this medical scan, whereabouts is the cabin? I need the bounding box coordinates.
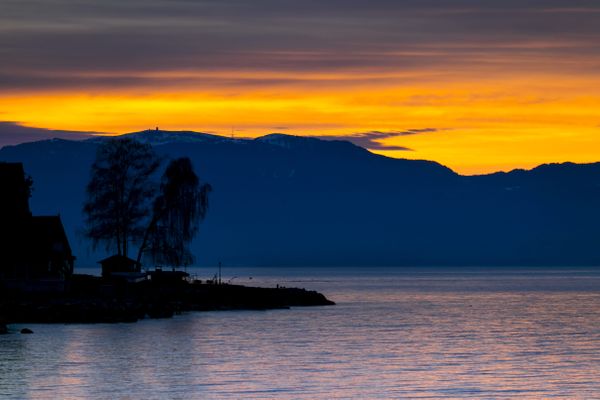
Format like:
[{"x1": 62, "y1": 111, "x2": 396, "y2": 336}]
[
  {"x1": 0, "y1": 162, "x2": 75, "y2": 292},
  {"x1": 99, "y1": 255, "x2": 146, "y2": 283},
  {"x1": 99, "y1": 254, "x2": 139, "y2": 276}
]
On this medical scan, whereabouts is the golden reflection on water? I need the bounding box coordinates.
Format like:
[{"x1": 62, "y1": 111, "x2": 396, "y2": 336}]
[{"x1": 2, "y1": 268, "x2": 600, "y2": 399}]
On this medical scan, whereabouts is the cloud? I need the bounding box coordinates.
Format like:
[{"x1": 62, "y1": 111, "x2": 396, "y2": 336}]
[
  {"x1": 314, "y1": 128, "x2": 438, "y2": 150},
  {"x1": 1, "y1": 1, "x2": 600, "y2": 91},
  {"x1": 0, "y1": 121, "x2": 103, "y2": 148}
]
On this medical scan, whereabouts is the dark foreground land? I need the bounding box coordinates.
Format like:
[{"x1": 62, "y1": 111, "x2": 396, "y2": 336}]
[{"x1": 0, "y1": 274, "x2": 335, "y2": 326}]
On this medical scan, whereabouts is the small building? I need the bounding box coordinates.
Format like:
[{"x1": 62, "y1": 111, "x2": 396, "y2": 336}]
[
  {"x1": 148, "y1": 268, "x2": 189, "y2": 285},
  {"x1": 98, "y1": 255, "x2": 140, "y2": 278}
]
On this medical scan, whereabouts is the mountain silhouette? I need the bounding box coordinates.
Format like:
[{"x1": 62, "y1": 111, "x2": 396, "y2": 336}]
[{"x1": 1, "y1": 130, "x2": 600, "y2": 267}]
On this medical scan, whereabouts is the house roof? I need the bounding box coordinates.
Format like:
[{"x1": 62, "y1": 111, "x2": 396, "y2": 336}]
[
  {"x1": 98, "y1": 254, "x2": 138, "y2": 265},
  {"x1": 29, "y1": 216, "x2": 74, "y2": 259}
]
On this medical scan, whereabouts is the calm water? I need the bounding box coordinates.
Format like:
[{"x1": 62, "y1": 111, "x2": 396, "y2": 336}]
[{"x1": 2, "y1": 267, "x2": 600, "y2": 399}]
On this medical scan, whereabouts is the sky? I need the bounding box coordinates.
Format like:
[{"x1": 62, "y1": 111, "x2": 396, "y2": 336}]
[{"x1": 1, "y1": 0, "x2": 600, "y2": 174}]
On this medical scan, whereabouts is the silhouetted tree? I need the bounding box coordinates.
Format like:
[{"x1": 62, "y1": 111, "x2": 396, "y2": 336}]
[
  {"x1": 83, "y1": 138, "x2": 161, "y2": 258},
  {"x1": 136, "y1": 157, "x2": 211, "y2": 268}
]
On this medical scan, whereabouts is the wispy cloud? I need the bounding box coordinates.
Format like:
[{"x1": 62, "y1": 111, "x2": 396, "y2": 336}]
[{"x1": 314, "y1": 128, "x2": 439, "y2": 151}]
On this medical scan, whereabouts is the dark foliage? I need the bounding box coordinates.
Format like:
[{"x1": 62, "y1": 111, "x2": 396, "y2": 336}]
[
  {"x1": 83, "y1": 138, "x2": 161, "y2": 258},
  {"x1": 137, "y1": 157, "x2": 211, "y2": 267}
]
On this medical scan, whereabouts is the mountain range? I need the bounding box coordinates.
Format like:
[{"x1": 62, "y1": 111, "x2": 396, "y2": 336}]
[{"x1": 1, "y1": 129, "x2": 600, "y2": 268}]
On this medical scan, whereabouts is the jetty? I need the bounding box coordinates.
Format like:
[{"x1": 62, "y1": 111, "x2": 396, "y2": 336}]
[{"x1": 0, "y1": 273, "x2": 335, "y2": 324}]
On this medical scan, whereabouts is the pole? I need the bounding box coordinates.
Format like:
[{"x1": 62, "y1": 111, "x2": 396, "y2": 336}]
[{"x1": 218, "y1": 261, "x2": 222, "y2": 285}]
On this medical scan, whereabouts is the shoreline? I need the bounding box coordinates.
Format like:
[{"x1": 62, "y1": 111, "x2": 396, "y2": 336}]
[{"x1": 0, "y1": 274, "x2": 335, "y2": 326}]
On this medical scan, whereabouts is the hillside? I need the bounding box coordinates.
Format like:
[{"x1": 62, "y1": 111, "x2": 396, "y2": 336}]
[{"x1": 1, "y1": 130, "x2": 600, "y2": 267}]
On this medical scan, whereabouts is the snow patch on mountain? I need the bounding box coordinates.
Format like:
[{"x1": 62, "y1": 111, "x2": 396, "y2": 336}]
[
  {"x1": 254, "y1": 133, "x2": 319, "y2": 149},
  {"x1": 88, "y1": 129, "x2": 244, "y2": 146}
]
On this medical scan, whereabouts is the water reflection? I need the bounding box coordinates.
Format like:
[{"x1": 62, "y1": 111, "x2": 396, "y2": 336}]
[{"x1": 2, "y1": 267, "x2": 600, "y2": 398}]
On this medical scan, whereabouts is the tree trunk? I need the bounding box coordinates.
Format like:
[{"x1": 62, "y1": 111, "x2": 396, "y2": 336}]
[{"x1": 136, "y1": 214, "x2": 159, "y2": 270}]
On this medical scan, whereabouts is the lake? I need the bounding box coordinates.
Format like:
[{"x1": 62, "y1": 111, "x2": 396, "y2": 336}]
[{"x1": 2, "y1": 267, "x2": 600, "y2": 399}]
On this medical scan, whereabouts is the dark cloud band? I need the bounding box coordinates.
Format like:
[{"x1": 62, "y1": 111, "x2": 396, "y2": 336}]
[
  {"x1": 315, "y1": 129, "x2": 439, "y2": 151},
  {"x1": 1, "y1": 1, "x2": 600, "y2": 91},
  {"x1": 0, "y1": 122, "x2": 100, "y2": 148}
]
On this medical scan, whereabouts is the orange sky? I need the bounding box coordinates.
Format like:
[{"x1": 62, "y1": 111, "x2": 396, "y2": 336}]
[
  {"x1": 2, "y1": 70, "x2": 599, "y2": 174},
  {"x1": 2, "y1": 1, "x2": 600, "y2": 175}
]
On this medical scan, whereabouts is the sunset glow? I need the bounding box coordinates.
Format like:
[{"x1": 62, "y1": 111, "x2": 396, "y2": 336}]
[
  {"x1": 4, "y1": 3, "x2": 600, "y2": 397},
  {"x1": 2, "y1": 1, "x2": 600, "y2": 174}
]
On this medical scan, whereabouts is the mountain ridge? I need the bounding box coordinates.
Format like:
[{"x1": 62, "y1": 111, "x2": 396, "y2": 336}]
[
  {"x1": 3, "y1": 129, "x2": 596, "y2": 177},
  {"x1": 2, "y1": 130, "x2": 600, "y2": 268}
]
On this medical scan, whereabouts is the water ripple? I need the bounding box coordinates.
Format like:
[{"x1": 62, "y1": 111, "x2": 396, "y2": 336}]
[{"x1": 2, "y1": 267, "x2": 600, "y2": 398}]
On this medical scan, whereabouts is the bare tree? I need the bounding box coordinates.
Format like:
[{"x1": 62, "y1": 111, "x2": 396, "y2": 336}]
[
  {"x1": 83, "y1": 138, "x2": 161, "y2": 258},
  {"x1": 136, "y1": 157, "x2": 211, "y2": 268}
]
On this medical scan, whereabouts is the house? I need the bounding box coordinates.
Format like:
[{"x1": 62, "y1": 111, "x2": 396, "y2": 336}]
[
  {"x1": 0, "y1": 162, "x2": 75, "y2": 292},
  {"x1": 98, "y1": 254, "x2": 142, "y2": 279}
]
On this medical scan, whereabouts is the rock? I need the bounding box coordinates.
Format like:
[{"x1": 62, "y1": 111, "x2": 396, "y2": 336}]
[{"x1": 20, "y1": 328, "x2": 33, "y2": 334}]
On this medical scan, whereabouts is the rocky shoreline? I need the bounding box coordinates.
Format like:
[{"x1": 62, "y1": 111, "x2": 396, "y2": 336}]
[{"x1": 0, "y1": 274, "x2": 335, "y2": 326}]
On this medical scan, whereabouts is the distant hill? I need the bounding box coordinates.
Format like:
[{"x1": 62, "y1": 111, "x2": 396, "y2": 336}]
[{"x1": 2, "y1": 129, "x2": 600, "y2": 268}]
